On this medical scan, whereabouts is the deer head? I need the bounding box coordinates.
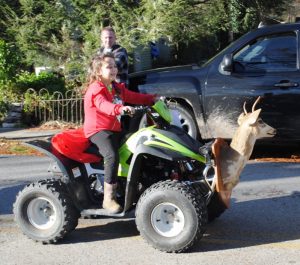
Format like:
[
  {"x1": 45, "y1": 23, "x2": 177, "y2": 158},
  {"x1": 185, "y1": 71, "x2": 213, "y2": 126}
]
[
  {"x1": 236, "y1": 97, "x2": 276, "y2": 140},
  {"x1": 230, "y1": 96, "x2": 276, "y2": 158}
]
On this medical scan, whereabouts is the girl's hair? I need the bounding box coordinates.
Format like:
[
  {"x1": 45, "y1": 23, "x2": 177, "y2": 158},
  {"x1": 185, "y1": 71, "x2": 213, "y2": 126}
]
[{"x1": 83, "y1": 53, "x2": 115, "y2": 93}]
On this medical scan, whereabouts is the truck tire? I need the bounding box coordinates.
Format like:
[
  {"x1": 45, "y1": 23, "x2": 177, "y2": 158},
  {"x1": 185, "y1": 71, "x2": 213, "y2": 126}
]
[
  {"x1": 135, "y1": 180, "x2": 207, "y2": 253},
  {"x1": 207, "y1": 192, "x2": 227, "y2": 222},
  {"x1": 138, "y1": 102, "x2": 199, "y2": 139},
  {"x1": 166, "y1": 103, "x2": 199, "y2": 139},
  {"x1": 13, "y1": 179, "x2": 79, "y2": 243}
]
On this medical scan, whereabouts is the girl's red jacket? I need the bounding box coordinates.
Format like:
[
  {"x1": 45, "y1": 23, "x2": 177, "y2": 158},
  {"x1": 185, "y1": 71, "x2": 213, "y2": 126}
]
[{"x1": 83, "y1": 81, "x2": 155, "y2": 138}]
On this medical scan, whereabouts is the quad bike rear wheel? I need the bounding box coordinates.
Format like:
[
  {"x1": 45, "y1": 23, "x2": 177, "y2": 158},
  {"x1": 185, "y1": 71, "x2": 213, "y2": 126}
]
[
  {"x1": 135, "y1": 180, "x2": 207, "y2": 253},
  {"x1": 13, "y1": 179, "x2": 79, "y2": 243}
]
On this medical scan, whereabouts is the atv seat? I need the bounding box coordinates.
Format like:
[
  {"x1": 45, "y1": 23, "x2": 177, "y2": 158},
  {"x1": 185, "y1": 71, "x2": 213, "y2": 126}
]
[{"x1": 52, "y1": 128, "x2": 101, "y2": 163}]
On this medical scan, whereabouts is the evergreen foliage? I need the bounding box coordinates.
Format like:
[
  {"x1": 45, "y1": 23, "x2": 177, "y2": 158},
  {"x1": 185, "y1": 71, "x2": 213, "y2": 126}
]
[
  {"x1": 0, "y1": 0, "x2": 293, "y2": 123},
  {"x1": 0, "y1": 40, "x2": 21, "y2": 82},
  {"x1": 0, "y1": 0, "x2": 293, "y2": 83}
]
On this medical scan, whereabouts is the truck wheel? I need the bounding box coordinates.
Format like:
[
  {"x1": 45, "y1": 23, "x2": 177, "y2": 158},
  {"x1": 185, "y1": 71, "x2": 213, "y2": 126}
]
[
  {"x1": 167, "y1": 103, "x2": 199, "y2": 139},
  {"x1": 207, "y1": 192, "x2": 227, "y2": 222},
  {"x1": 135, "y1": 180, "x2": 207, "y2": 253},
  {"x1": 13, "y1": 179, "x2": 79, "y2": 243},
  {"x1": 138, "y1": 102, "x2": 198, "y2": 139}
]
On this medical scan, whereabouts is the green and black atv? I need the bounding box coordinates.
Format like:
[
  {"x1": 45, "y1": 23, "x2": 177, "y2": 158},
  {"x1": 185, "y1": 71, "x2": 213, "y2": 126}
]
[{"x1": 13, "y1": 99, "x2": 226, "y2": 253}]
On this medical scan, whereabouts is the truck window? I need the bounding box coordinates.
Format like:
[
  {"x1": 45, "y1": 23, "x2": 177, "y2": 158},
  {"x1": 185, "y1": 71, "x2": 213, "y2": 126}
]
[{"x1": 233, "y1": 32, "x2": 297, "y2": 73}]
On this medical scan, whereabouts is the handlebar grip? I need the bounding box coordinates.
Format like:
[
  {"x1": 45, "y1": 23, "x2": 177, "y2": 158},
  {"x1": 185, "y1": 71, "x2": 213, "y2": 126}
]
[
  {"x1": 121, "y1": 109, "x2": 133, "y2": 115},
  {"x1": 121, "y1": 106, "x2": 150, "y2": 116},
  {"x1": 134, "y1": 106, "x2": 147, "y2": 111}
]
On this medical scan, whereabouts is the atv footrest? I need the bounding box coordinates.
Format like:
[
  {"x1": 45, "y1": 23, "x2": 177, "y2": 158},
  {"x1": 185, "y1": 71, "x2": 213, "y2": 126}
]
[{"x1": 81, "y1": 208, "x2": 126, "y2": 217}]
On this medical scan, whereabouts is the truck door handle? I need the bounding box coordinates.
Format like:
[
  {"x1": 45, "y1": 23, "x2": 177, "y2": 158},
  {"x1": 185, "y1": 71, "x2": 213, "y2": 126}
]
[{"x1": 274, "y1": 81, "x2": 299, "y2": 88}]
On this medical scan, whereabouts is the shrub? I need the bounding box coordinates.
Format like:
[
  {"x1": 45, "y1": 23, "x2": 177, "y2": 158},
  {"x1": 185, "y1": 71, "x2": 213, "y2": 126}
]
[
  {"x1": 0, "y1": 82, "x2": 20, "y2": 121},
  {"x1": 14, "y1": 71, "x2": 66, "y2": 94},
  {"x1": 22, "y1": 87, "x2": 54, "y2": 113}
]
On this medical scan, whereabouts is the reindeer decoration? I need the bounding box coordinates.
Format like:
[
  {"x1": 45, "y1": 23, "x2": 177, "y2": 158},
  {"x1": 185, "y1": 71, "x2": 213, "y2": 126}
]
[{"x1": 212, "y1": 96, "x2": 276, "y2": 207}]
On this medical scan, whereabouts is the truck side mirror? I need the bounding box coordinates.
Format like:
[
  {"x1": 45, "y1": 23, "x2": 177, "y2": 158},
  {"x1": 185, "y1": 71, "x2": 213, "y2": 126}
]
[{"x1": 220, "y1": 54, "x2": 233, "y2": 73}]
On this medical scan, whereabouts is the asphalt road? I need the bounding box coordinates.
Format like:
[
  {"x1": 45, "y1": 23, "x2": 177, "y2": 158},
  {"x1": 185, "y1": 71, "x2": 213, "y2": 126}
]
[
  {"x1": 0, "y1": 156, "x2": 300, "y2": 265},
  {"x1": 0, "y1": 155, "x2": 52, "y2": 215}
]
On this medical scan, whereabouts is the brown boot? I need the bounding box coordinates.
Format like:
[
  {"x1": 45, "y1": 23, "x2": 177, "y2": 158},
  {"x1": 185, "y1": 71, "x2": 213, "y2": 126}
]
[{"x1": 103, "y1": 182, "x2": 122, "y2": 213}]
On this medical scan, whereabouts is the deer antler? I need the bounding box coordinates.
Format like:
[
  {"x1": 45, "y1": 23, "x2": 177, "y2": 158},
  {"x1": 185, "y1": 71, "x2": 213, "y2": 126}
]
[
  {"x1": 252, "y1": 96, "x2": 261, "y2": 112},
  {"x1": 243, "y1": 101, "x2": 248, "y2": 114}
]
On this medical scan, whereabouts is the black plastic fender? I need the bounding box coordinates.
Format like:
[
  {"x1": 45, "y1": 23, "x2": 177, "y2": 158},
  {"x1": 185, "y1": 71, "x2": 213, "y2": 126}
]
[
  {"x1": 24, "y1": 140, "x2": 92, "y2": 209},
  {"x1": 123, "y1": 144, "x2": 186, "y2": 212},
  {"x1": 25, "y1": 140, "x2": 69, "y2": 177}
]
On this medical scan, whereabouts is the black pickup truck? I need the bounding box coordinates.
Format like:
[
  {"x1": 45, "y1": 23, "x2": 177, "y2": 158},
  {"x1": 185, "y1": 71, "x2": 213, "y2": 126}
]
[{"x1": 130, "y1": 22, "x2": 300, "y2": 143}]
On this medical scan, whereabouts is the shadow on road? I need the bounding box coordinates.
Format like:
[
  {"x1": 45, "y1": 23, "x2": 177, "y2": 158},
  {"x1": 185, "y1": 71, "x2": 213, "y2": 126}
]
[
  {"x1": 0, "y1": 184, "x2": 26, "y2": 214},
  {"x1": 240, "y1": 162, "x2": 300, "y2": 181},
  {"x1": 192, "y1": 192, "x2": 300, "y2": 252},
  {"x1": 61, "y1": 219, "x2": 139, "y2": 244}
]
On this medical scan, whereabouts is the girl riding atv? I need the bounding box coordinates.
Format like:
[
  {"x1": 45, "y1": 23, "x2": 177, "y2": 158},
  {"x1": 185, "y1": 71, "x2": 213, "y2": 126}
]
[{"x1": 83, "y1": 53, "x2": 156, "y2": 213}]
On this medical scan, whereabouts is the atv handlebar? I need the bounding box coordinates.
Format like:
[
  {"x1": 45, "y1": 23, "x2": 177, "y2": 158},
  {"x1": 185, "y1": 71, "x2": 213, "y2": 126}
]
[
  {"x1": 122, "y1": 97, "x2": 167, "y2": 116},
  {"x1": 121, "y1": 105, "x2": 151, "y2": 116}
]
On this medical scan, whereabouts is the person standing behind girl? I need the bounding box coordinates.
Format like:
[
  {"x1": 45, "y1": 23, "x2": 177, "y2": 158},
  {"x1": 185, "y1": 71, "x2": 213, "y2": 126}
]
[
  {"x1": 97, "y1": 26, "x2": 129, "y2": 86},
  {"x1": 83, "y1": 53, "x2": 156, "y2": 213}
]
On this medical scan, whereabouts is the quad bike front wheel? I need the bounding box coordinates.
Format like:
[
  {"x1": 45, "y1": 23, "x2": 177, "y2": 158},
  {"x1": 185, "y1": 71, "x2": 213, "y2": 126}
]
[
  {"x1": 13, "y1": 179, "x2": 79, "y2": 243},
  {"x1": 135, "y1": 180, "x2": 207, "y2": 253}
]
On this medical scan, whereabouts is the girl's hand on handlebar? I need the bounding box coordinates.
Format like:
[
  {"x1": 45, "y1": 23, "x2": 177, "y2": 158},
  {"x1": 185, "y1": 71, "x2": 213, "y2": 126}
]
[
  {"x1": 121, "y1": 106, "x2": 136, "y2": 116},
  {"x1": 154, "y1": 95, "x2": 165, "y2": 103}
]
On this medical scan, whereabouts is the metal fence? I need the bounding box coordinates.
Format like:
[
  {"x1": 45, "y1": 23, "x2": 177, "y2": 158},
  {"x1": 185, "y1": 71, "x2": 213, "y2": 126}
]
[{"x1": 26, "y1": 88, "x2": 84, "y2": 125}]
